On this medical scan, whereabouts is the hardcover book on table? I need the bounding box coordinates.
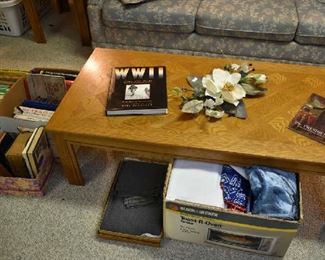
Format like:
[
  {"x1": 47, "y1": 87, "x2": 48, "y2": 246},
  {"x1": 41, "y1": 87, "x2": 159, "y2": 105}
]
[
  {"x1": 288, "y1": 93, "x2": 325, "y2": 144},
  {"x1": 106, "y1": 66, "x2": 167, "y2": 115}
]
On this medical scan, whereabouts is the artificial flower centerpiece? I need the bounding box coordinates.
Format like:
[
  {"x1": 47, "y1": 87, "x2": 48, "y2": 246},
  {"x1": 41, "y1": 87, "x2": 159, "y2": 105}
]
[{"x1": 174, "y1": 64, "x2": 268, "y2": 119}]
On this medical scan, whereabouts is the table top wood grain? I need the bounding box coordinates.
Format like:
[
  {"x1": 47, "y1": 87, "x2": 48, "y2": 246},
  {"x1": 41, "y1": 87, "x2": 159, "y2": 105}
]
[{"x1": 47, "y1": 48, "x2": 325, "y2": 176}]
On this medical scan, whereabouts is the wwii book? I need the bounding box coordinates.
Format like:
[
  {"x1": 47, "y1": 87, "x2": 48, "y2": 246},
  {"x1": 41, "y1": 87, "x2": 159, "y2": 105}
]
[
  {"x1": 106, "y1": 66, "x2": 167, "y2": 115},
  {"x1": 288, "y1": 93, "x2": 325, "y2": 144}
]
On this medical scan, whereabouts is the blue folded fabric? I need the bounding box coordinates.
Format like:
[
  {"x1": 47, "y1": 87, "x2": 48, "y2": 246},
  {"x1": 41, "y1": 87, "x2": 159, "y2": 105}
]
[
  {"x1": 221, "y1": 165, "x2": 251, "y2": 212},
  {"x1": 246, "y1": 166, "x2": 298, "y2": 220}
]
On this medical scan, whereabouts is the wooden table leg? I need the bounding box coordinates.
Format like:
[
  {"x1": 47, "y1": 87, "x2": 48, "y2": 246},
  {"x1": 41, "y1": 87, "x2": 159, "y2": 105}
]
[
  {"x1": 68, "y1": 0, "x2": 91, "y2": 46},
  {"x1": 23, "y1": 0, "x2": 46, "y2": 43},
  {"x1": 51, "y1": 0, "x2": 62, "y2": 13},
  {"x1": 52, "y1": 134, "x2": 85, "y2": 185}
]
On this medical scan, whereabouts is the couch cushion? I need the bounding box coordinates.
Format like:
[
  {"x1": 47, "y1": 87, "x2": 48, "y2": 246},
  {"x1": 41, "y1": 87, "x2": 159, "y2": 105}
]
[
  {"x1": 102, "y1": 0, "x2": 201, "y2": 33},
  {"x1": 196, "y1": 0, "x2": 298, "y2": 42},
  {"x1": 295, "y1": 0, "x2": 325, "y2": 46}
]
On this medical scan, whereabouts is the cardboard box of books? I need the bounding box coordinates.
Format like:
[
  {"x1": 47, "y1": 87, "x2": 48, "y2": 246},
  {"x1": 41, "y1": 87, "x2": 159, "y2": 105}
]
[
  {"x1": 0, "y1": 68, "x2": 78, "y2": 196},
  {"x1": 98, "y1": 157, "x2": 170, "y2": 247},
  {"x1": 25, "y1": 67, "x2": 79, "y2": 160},
  {"x1": 163, "y1": 159, "x2": 302, "y2": 257},
  {"x1": 0, "y1": 75, "x2": 51, "y2": 196}
]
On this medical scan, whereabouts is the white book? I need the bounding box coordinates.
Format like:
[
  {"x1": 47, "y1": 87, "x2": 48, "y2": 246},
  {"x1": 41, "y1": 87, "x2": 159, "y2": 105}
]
[
  {"x1": 13, "y1": 106, "x2": 54, "y2": 122},
  {"x1": 22, "y1": 128, "x2": 38, "y2": 178}
]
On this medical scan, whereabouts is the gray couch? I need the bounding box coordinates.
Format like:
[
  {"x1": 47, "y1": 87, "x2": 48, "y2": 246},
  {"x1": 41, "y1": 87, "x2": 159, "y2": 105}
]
[{"x1": 87, "y1": 0, "x2": 325, "y2": 64}]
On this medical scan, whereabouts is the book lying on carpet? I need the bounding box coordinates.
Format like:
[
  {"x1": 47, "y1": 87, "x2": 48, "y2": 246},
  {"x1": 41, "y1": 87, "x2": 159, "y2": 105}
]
[
  {"x1": 98, "y1": 158, "x2": 168, "y2": 246},
  {"x1": 106, "y1": 66, "x2": 167, "y2": 115},
  {"x1": 288, "y1": 93, "x2": 325, "y2": 144}
]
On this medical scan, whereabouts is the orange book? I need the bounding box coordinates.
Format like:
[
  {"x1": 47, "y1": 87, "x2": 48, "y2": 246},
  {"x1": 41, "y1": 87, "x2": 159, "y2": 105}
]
[{"x1": 5, "y1": 132, "x2": 32, "y2": 178}]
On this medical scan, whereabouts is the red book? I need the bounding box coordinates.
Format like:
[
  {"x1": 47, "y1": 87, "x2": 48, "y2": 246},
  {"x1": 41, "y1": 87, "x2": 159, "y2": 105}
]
[{"x1": 289, "y1": 93, "x2": 325, "y2": 144}]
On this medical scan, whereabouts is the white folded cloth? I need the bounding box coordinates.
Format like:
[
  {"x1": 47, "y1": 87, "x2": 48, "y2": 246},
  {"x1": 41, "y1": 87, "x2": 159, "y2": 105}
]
[{"x1": 166, "y1": 159, "x2": 225, "y2": 208}]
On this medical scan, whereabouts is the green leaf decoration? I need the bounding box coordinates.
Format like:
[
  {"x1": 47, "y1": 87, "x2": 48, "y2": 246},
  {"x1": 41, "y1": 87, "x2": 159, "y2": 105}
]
[
  {"x1": 205, "y1": 108, "x2": 225, "y2": 118},
  {"x1": 172, "y1": 87, "x2": 183, "y2": 96},
  {"x1": 241, "y1": 83, "x2": 267, "y2": 96},
  {"x1": 186, "y1": 75, "x2": 204, "y2": 92},
  {"x1": 182, "y1": 99, "x2": 204, "y2": 114}
]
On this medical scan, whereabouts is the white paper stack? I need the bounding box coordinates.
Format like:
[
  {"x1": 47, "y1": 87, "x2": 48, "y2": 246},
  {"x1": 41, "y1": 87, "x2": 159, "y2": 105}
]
[{"x1": 166, "y1": 159, "x2": 225, "y2": 208}]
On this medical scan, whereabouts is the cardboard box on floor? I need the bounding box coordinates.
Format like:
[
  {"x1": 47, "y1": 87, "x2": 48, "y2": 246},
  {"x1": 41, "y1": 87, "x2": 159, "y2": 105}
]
[
  {"x1": 163, "y1": 160, "x2": 303, "y2": 257},
  {"x1": 0, "y1": 75, "x2": 52, "y2": 196},
  {"x1": 0, "y1": 68, "x2": 78, "y2": 196}
]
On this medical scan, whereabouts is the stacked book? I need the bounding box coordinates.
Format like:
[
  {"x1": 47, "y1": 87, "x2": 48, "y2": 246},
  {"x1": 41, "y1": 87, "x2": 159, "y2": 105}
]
[
  {"x1": 7, "y1": 69, "x2": 79, "y2": 124},
  {"x1": 0, "y1": 68, "x2": 78, "y2": 178},
  {"x1": 0, "y1": 127, "x2": 52, "y2": 178}
]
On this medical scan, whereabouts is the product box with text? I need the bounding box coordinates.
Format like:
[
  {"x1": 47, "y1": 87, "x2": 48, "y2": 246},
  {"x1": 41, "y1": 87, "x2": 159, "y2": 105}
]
[{"x1": 163, "y1": 159, "x2": 302, "y2": 257}]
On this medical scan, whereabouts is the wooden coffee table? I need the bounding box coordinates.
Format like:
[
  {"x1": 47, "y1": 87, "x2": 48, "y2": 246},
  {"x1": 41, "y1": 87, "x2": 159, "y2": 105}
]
[{"x1": 46, "y1": 48, "x2": 325, "y2": 185}]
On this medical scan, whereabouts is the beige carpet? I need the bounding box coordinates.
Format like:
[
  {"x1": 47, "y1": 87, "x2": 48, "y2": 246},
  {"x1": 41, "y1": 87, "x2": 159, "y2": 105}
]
[{"x1": 0, "y1": 10, "x2": 325, "y2": 260}]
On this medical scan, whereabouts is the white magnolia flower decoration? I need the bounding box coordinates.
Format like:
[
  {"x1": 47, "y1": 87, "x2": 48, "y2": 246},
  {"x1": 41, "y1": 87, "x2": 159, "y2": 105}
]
[
  {"x1": 175, "y1": 63, "x2": 267, "y2": 120},
  {"x1": 203, "y1": 69, "x2": 246, "y2": 106}
]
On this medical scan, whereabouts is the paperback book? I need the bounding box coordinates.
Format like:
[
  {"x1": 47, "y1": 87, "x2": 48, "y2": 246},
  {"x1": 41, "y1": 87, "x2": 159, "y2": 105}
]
[
  {"x1": 106, "y1": 66, "x2": 167, "y2": 115},
  {"x1": 288, "y1": 93, "x2": 325, "y2": 144},
  {"x1": 22, "y1": 127, "x2": 53, "y2": 178},
  {"x1": 26, "y1": 73, "x2": 67, "y2": 104}
]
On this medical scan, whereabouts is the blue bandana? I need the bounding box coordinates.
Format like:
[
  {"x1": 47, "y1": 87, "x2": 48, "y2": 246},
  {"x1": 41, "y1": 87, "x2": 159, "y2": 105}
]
[{"x1": 221, "y1": 165, "x2": 251, "y2": 212}]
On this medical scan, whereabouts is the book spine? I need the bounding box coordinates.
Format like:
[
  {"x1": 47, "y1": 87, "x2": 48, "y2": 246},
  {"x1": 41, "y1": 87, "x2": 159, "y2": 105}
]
[
  {"x1": 22, "y1": 100, "x2": 58, "y2": 111},
  {"x1": 6, "y1": 155, "x2": 30, "y2": 178},
  {"x1": 13, "y1": 114, "x2": 51, "y2": 122},
  {"x1": 27, "y1": 128, "x2": 49, "y2": 177},
  {"x1": 22, "y1": 153, "x2": 35, "y2": 178},
  {"x1": 38, "y1": 70, "x2": 77, "y2": 81},
  {"x1": 14, "y1": 106, "x2": 54, "y2": 122}
]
